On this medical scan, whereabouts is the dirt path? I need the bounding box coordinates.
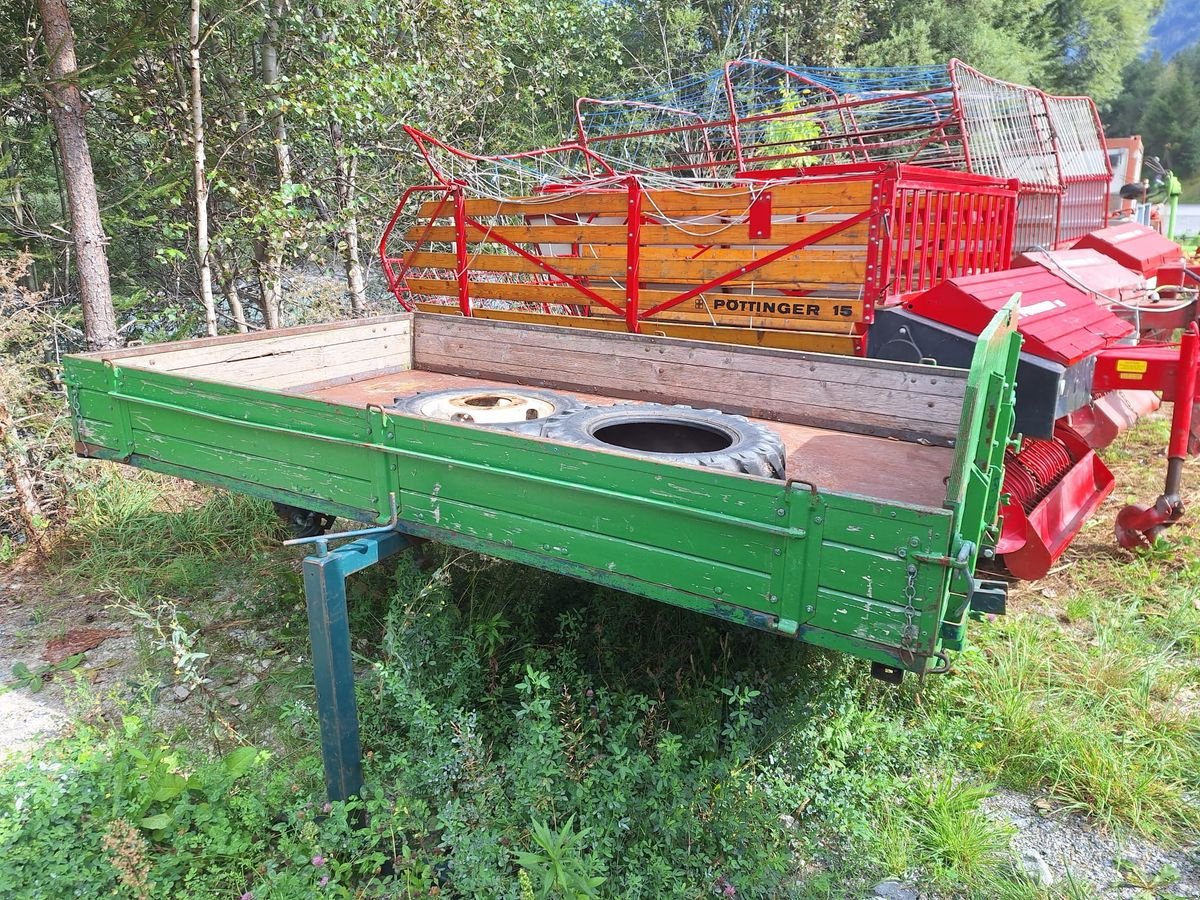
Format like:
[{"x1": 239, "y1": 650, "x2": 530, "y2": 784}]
[{"x1": 0, "y1": 559, "x2": 139, "y2": 755}]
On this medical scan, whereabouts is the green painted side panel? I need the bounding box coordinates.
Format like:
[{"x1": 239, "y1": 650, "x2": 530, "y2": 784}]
[{"x1": 62, "y1": 311, "x2": 1021, "y2": 673}]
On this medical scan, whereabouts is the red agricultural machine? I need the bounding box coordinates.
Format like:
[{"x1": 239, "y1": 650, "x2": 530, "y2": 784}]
[{"x1": 380, "y1": 59, "x2": 1200, "y2": 580}]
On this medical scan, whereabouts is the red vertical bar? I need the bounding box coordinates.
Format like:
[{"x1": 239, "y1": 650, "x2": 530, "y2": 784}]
[
  {"x1": 453, "y1": 185, "x2": 471, "y2": 316},
  {"x1": 929, "y1": 192, "x2": 944, "y2": 291},
  {"x1": 893, "y1": 187, "x2": 908, "y2": 295},
  {"x1": 1002, "y1": 184, "x2": 1018, "y2": 265},
  {"x1": 943, "y1": 192, "x2": 957, "y2": 280},
  {"x1": 1168, "y1": 325, "x2": 1200, "y2": 459},
  {"x1": 970, "y1": 195, "x2": 986, "y2": 273},
  {"x1": 918, "y1": 190, "x2": 933, "y2": 292},
  {"x1": 961, "y1": 192, "x2": 974, "y2": 275},
  {"x1": 949, "y1": 191, "x2": 967, "y2": 277},
  {"x1": 626, "y1": 177, "x2": 642, "y2": 333},
  {"x1": 984, "y1": 195, "x2": 996, "y2": 270},
  {"x1": 902, "y1": 190, "x2": 921, "y2": 292},
  {"x1": 863, "y1": 173, "x2": 888, "y2": 317},
  {"x1": 943, "y1": 192, "x2": 957, "y2": 278}
]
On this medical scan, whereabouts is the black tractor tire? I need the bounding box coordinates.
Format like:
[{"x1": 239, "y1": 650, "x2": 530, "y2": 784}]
[
  {"x1": 273, "y1": 502, "x2": 336, "y2": 539},
  {"x1": 541, "y1": 403, "x2": 786, "y2": 478},
  {"x1": 388, "y1": 386, "x2": 582, "y2": 435}
]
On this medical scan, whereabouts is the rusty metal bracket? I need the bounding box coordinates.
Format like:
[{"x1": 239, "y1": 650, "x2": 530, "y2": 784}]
[{"x1": 785, "y1": 477, "x2": 819, "y2": 498}]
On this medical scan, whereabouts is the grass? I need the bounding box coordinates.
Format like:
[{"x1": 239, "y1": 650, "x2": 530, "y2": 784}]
[
  {"x1": 919, "y1": 418, "x2": 1200, "y2": 846},
  {"x1": 54, "y1": 464, "x2": 283, "y2": 601},
  {"x1": 1, "y1": 418, "x2": 1197, "y2": 897}
]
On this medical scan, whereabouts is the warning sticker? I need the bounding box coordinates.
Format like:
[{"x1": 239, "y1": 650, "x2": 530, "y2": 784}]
[{"x1": 1115, "y1": 359, "x2": 1148, "y2": 374}]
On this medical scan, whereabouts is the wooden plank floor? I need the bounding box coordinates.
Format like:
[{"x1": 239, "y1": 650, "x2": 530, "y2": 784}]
[{"x1": 308, "y1": 370, "x2": 954, "y2": 509}]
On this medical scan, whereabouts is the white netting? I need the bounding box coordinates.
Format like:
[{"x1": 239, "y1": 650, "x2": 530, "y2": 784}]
[
  {"x1": 411, "y1": 59, "x2": 1108, "y2": 198},
  {"x1": 1044, "y1": 96, "x2": 1109, "y2": 179}
]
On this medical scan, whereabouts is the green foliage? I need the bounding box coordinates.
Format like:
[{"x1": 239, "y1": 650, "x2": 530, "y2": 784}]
[
  {"x1": 514, "y1": 816, "x2": 606, "y2": 898},
  {"x1": 855, "y1": 0, "x2": 1157, "y2": 102},
  {"x1": 347, "y1": 552, "x2": 976, "y2": 897},
  {"x1": 927, "y1": 552, "x2": 1200, "y2": 844},
  {"x1": 907, "y1": 777, "x2": 1014, "y2": 886},
  {"x1": 1107, "y1": 46, "x2": 1200, "y2": 179},
  {"x1": 759, "y1": 87, "x2": 825, "y2": 166},
  {"x1": 0, "y1": 712, "x2": 385, "y2": 899},
  {"x1": 3, "y1": 653, "x2": 84, "y2": 695}
]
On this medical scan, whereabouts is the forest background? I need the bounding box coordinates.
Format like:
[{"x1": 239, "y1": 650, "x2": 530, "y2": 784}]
[{"x1": 2, "y1": 0, "x2": 1198, "y2": 356}]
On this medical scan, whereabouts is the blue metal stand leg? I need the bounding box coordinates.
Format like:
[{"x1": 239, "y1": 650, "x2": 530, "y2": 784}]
[{"x1": 303, "y1": 531, "x2": 410, "y2": 802}]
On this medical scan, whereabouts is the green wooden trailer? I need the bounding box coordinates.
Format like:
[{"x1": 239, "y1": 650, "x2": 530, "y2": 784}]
[{"x1": 64, "y1": 303, "x2": 1020, "y2": 799}]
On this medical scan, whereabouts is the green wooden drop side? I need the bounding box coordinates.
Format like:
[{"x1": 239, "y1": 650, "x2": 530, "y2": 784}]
[{"x1": 63, "y1": 302, "x2": 1020, "y2": 677}]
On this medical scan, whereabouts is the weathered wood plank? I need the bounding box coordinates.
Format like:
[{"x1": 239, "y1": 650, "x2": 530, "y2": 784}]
[
  {"x1": 81, "y1": 314, "x2": 412, "y2": 363},
  {"x1": 413, "y1": 311, "x2": 935, "y2": 391},
  {"x1": 404, "y1": 278, "x2": 864, "y2": 327},
  {"x1": 416, "y1": 305, "x2": 863, "y2": 354},
  {"x1": 126, "y1": 319, "x2": 412, "y2": 372},
  {"x1": 405, "y1": 251, "x2": 867, "y2": 284},
  {"x1": 173, "y1": 339, "x2": 410, "y2": 386},
  {"x1": 404, "y1": 221, "x2": 871, "y2": 246},
  {"x1": 414, "y1": 340, "x2": 961, "y2": 429},
  {"x1": 411, "y1": 314, "x2": 964, "y2": 438},
  {"x1": 253, "y1": 351, "x2": 412, "y2": 391},
  {"x1": 414, "y1": 181, "x2": 874, "y2": 218}
]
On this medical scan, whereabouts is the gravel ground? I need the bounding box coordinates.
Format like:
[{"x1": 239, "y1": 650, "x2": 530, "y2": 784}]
[{"x1": 983, "y1": 787, "x2": 1200, "y2": 898}]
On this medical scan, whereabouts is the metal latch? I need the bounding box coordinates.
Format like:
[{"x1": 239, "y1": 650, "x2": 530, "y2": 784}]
[{"x1": 913, "y1": 540, "x2": 975, "y2": 570}]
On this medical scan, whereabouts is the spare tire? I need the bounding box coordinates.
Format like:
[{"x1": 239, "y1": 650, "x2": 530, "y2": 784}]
[
  {"x1": 542, "y1": 403, "x2": 786, "y2": 478},
  {"x1": 388, "y1": 386, "x2": 582, "y2": 435}
]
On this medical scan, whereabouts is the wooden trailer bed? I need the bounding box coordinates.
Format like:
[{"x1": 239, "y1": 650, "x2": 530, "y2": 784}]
[
  {"x1": 65, "y1": 309, "x2": 1019, "y2": 679},
  {"x1": 310, "y1": 369, "x2": 955, "y2": 509}
]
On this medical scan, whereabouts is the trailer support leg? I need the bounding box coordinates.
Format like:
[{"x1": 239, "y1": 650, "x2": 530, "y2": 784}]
[{"x1": 303, "y1": 532, "x2": 410, "y2": 802}]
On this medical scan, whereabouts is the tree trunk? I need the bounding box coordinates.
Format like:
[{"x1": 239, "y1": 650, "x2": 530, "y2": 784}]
[
  {"x1": 252, "y1": 242, "x2": 281, "y2": 329},
  {"x1": 329, "y1": 118, "x2": 366, "y2": 315},
  {"x1": 37, "y1": 0, "x2": 120, "y2": 350},
  {"x1": 212, "y1": 246, "x2": 248, "y2": 333},
  {"x1": 189, "y1": 0, "x2": 217, "y2": 336},
  {"x1": 0, "y1": 396, "x2": 49, "y2": 555},
  {"x1": 258, "y1": 0, "x2": 290, "y2": 328}
]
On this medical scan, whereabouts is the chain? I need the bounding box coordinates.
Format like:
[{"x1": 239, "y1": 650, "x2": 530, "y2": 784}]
[{"x1": 900, "y1": 563, "x2": 919, "y2": 651}]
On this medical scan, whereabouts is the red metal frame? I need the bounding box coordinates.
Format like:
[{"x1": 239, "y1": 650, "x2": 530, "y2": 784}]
[
  {"x1": 1093, "y1": 339, "x2": 1200, "y2": 400},
  {"x1": 1114, "y1": 324, "x2": 1200, "y2": 547},
  {"x1": 379, "y1": 184, "x2": 455, "y2": 310},
  {"x1": 380, "y1": 162, "x2": 1019, "y2": 348}
]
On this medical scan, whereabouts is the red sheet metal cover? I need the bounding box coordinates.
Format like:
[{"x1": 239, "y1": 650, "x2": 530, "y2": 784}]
[
  {"x1": 1072, "y1": 223, "x2": 1183, "y2": 277},
  {"x1": 1015, "y1": 249, "x2": 1148, "y2": 304},
  {"x1": 904, "y1": 268, "x2": 1134, "y2": 365}
]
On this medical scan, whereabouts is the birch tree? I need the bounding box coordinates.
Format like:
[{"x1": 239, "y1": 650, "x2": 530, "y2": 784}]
[
  {"x1": 254, "y1": 0, "x2": 290, "y2": 329},
  {"x1": 189, "y1": 0, "x2": 218, "y2": 336}
]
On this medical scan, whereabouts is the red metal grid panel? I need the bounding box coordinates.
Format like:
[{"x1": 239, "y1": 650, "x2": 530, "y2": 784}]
[{"x1": 904, "y1": 267, "x2": 1133, "y2": 365}]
